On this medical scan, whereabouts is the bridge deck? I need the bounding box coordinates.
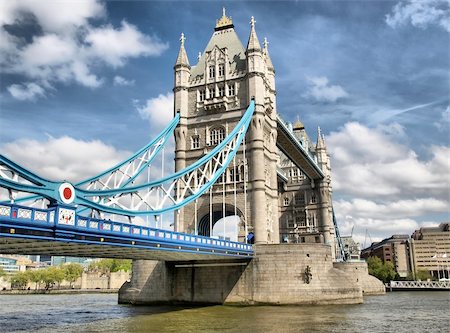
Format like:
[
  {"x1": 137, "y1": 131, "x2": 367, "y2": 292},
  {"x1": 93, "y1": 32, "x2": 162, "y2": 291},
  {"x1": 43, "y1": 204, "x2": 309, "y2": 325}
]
[{"x1": 0, "y1": 203, "x2": 253, "y2": 261}]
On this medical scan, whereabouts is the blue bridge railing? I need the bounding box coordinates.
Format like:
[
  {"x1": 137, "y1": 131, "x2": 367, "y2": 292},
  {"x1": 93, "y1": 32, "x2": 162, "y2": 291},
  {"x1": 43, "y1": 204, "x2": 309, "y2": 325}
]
[{"x1": 0, "y1": 203, "x2": 253, "y2": 259}]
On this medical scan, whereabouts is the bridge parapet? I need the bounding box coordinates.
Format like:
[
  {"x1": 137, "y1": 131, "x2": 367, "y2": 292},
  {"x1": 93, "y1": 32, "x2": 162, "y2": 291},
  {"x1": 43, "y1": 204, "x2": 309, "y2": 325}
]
[{"x1": 0, "y1": 203, "x2": 253, "y2": 260}]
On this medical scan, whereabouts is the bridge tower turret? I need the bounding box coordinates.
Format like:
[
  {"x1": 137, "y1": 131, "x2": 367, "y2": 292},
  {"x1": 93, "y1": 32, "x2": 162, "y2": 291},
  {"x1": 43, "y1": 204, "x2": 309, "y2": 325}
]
[
  {"x1": 315, "y1": 127, "x2": 336, "y2": 259},
  {"x1": 172, "y1": 10, "x2": 279, "y2": 243},
  {"x1": 246, "y1": 17, "x2": 279, "y2": 244},
  {"x1": 173, "y1": 33, "x2": 191, "y2": 230}
]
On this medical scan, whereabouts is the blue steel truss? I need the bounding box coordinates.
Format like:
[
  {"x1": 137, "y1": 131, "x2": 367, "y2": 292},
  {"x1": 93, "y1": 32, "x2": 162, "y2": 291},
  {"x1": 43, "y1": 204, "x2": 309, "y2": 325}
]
[{"x1": 0, "y1": 101, "x2": 255, "y2": 217}]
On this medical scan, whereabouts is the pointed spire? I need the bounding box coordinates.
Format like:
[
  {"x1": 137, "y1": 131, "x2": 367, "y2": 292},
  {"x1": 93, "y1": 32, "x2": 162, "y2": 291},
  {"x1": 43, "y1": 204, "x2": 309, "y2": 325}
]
[
  {"x1": 175, "y1": 32, "x2": 190, "y2": 67},
  {"x1": 215, "y1": 7, "x2": 233, "y2": 31},
  {"x1": 316, "y1": 126, "x2": 326, "y2": 149},
  {"x1": 247, "y1": 16, "x2": 261, "y2": 51},
  {"x1": 263, "y1": 37, "x2": 274, "y2": 70}
]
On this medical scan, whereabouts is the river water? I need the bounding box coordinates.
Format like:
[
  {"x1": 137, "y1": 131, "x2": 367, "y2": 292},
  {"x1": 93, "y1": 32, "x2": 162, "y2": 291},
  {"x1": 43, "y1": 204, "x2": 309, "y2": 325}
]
[{"x1": 0, "y1": 292, "x2": 449, "y2": 333}]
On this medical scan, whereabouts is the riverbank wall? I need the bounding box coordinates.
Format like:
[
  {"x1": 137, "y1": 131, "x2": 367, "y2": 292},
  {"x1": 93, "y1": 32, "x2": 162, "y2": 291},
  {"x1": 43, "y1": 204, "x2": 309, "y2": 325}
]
[
  {"x1": 0, "y1": 271, "x2": 130, "y2": 291},
  {"x1": 119, "y1": 244, "x2": 382, "y2": 305}
]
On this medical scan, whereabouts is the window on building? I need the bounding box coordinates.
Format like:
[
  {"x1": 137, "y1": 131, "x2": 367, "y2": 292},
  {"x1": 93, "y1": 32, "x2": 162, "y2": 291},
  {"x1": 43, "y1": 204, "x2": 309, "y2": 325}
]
[
  {"x1": 230, "y1": 166, "x2": 241, "y2": 182},
  {"x1": 284, "y1": 197, "x2": 290, "y2": 206},
  {"x1": 295, "y1": 193, "x2": 305, "y2": 205},
  {"x1": 209, "y1": 65, "x2": 215, "y2": 78},
  {"x1": 311, "y1": 194, "x2": 316, "y2": 204},
  {"x1": 293, "y1": 169, "x2": 298, "y2": 177},
  {"x1": 218, "y1": 86, "x2": 225, "y2": 97},
  {"x1": 218, "y1": 63, "x2": 225, "y2": 76},
  {"x1": 210, "y1": 127, "x2": 225, "y2": 146},
  {"x1": 191, "y1": 135, "x2": 200, "y2": 149},
  {"x1": 208, "y1": 86, "x2": 215, "y2": 99},
  {"x1": 199, "y1": 90, "x2": 206, "y2": 101},
  {"x1": 228, "y1": 83, "x2": 235, "y2": 96}
]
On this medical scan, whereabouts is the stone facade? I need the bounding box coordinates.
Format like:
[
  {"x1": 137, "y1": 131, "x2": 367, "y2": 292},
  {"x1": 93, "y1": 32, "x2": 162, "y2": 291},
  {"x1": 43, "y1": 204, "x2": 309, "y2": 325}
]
[
  {"x1": 119, "y1": 244, "x2": 369, "y2": 305},
  {"x1": 173, "y1": 11, "x2": 335, "y2": 249}
]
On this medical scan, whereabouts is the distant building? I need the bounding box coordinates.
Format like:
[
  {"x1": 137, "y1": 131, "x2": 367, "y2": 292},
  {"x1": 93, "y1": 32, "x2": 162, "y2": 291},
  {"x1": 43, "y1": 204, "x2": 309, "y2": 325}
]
[
  {"x1": 0, "y1": 255, "x2": 31, "y2": 274},
  {"x1": 410, "y1": 223, "x2": 450, "y2": 279},
  {"x1": 341, "y1": 236, "x2": 360, "y2": 260},
  {"x1": 361, "y1": 235, "x2": 412, "y2": 278},
  {"x1": 51, "y1": 256, "x2": 91, "y2": 267}
]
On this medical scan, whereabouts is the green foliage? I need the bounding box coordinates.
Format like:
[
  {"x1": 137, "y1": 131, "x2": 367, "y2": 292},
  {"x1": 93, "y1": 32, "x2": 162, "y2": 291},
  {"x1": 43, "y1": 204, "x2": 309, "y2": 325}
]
[
  {"x1": 366, "y1": 256, "x2": 397, "y2": 283},
  {"x1": 89, "y1": 259, "x2": 132, "y2": 273},
  {"x1": 415, "y1": 270, "x2": 432, "y2": 281},
  {"x1": 28, "y1": 270, "x2": 44, "y2": 290},
  {"x1": 10, "y1": 271, "x2": 30, "y2": 289},
  {"x1": 0, "y1": 267, "x2": 6, "y2": 278},
  {"x1": 41, "y1": 266, "x2": 65, "y2": 290},
  {"x1": 62, "y1": 263, "x2": 83, "y2": 286}
]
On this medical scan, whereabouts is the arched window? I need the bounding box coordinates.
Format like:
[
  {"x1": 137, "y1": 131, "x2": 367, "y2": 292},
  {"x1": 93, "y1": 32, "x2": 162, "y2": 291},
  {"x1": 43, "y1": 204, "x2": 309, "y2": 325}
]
[
  {"x1": 191, "y1": 135, "x2": 200, "y2": 149},
  {"x1": 210, "y1": 127, "x2": 225, "y2": 146},
  {"x1": 284, "y1": 197, "x2": 290, "y2": 206}
]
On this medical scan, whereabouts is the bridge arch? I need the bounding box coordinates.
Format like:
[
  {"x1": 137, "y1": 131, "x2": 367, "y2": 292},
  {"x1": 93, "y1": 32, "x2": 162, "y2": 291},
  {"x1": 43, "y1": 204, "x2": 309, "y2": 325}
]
[{"x1": 196, "y1": 203, "x2": 244, "y2": 241}]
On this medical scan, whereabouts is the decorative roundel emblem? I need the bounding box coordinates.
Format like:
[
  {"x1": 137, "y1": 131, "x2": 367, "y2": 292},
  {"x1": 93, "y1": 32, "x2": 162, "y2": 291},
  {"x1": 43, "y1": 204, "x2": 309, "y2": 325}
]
[{"x1": 59, "y1": 182, "x2": 75, "y2": 204}]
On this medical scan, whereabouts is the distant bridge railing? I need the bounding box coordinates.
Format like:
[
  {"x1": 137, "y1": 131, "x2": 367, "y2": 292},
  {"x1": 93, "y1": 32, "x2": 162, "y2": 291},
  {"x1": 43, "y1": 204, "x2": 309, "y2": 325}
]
[
  {"x1": 0, "y1": 203, "x2": 253, "y2": 258},
  {"x1": 387, "y1": 280, "x2": 450, "y2": 291}
]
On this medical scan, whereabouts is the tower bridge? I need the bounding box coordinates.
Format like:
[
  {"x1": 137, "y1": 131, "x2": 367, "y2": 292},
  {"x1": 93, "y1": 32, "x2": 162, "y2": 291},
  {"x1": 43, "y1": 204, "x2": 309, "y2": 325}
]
[{"x1": 0, "y1": 10, "x2": 384, "y2": 305}]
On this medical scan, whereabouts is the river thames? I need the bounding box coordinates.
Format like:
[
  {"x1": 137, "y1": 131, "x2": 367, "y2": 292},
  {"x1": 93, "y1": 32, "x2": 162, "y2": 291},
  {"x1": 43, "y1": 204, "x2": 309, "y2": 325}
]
[{"x1": 0, "y1": 291, "x2": 448, "y2": 332}]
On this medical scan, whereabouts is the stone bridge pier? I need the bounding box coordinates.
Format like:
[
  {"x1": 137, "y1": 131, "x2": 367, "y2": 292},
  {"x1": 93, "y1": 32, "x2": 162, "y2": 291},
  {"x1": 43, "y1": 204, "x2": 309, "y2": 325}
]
[{"x1": 119, "y1": 244, "x2": 384, "y2": 305}]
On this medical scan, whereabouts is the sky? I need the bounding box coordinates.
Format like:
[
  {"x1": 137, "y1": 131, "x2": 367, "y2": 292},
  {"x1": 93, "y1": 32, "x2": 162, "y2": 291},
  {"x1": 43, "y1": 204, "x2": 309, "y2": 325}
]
[{"x1": 0, "y1": 0, "x2": 449, "y2": 247}]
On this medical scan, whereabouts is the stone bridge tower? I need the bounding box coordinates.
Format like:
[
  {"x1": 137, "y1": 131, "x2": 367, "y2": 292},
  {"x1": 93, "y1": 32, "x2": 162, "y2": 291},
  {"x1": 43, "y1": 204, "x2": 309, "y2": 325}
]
[{"x1": 173, "y1": 10, "x2": 279, "y2": 244}]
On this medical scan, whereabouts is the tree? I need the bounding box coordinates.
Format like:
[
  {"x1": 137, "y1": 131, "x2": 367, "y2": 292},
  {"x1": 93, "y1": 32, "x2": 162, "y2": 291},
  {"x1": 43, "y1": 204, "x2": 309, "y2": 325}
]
[
  {"x1": 10, "y1": 271, "x2": 30, "y2": 290},
  {"x1": 41, "y1": 267, "x2": 65, "y2": 291},
  {"x1": 366, "y1": 256, "x2": 396, "y2": 283},
  {"x1": 89, "y1": 259, "x2": 132, "y2": 274},
  {"x1": 415, "y1": 270, "x2": 432, "y2": 281},
  {"x1": 63, "y1": 263, "x2": 83, "y2": 288},
  {"x1": 28, "y1": 270, "x2": 44, "y2": 290}
]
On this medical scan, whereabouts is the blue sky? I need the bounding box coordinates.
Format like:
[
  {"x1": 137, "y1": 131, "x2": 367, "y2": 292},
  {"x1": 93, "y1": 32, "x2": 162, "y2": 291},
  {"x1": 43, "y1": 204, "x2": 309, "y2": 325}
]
[{"x1": 0, "y1": 0, "x2": 449, "y2": 246}]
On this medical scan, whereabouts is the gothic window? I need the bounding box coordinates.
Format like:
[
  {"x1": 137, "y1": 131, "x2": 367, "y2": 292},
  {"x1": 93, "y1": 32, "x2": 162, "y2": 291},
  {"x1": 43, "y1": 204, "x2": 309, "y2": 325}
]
[
  {"x1": 228, "y1": 83, "x2": 235, "y2": 96},
  {"x1": 218, "y1": 63, "x2": 225, "y2": 77},
  {"x1": 297, "y1": 217, "x2": 306, "y2": 227},
  {"x1": 218, "y1": 86, "x2": 225, "y2": 97},
  {"x1": 208, "y1": 86, "x2": 215, "y2": 99},
  {"x1": 209, "y1": 127, "x2": 225, "y2": 146},
  {"x1": 191, "y1": 135, "x2": 200, "y2": 149},
  {"x1": 295, "y1": 193, "x2": 305, "y2": 205},
  {"x1": 293, "y1": 169, "x2": 298, "y2": 177},
  {"x1": 284, "y1": 197, "x2": 289, "y2": 206},
  {"x1": 311, "y1": 194, "x2": 316, "y2": 204},
  {"x1": 230, "y1": 166, "x2": 241, "y2": 182},
  {"x1": 199, "y1": 90, "x2": 206, "y2": 101},
  {"x1": 209, "y1": 65, "x2": 215, "y2": 79}
]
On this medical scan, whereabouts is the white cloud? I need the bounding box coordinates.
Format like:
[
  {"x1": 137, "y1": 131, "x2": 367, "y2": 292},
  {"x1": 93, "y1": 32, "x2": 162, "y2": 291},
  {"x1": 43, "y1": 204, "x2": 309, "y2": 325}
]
[
  {"x1": 135, "y1": 92, "x2": 174, "y2": 131},
  {"x1": 304, "y1": 76, "x2": 348, "y2": 103},
  {"x1": 327, "y1": 122, "x2": 450, "y2": 199},
  {"x1": 0, "y1": 0, "x2": 105, "y2": 32},
  {"x1": 86, "y1": 21, "x2": 168, "y2": 67},
  {"x1": 328, "y1": 121, "x2": 450, "y2": 244},
  {"x1": 335, "y1": 198, "x2": 448, "y2": 220},
  {"x1": 337, "y1": 215, "x2": 419, "y2": 247},
  {"x1": 0, "y1": 136, "x2": 130, "y2": 183},
  {"x1": 386, "y1": 0, "x2": 450, "y2": 32},
  {"x1": 7, "y1": 82, "x2": 45, "y2": 101},
  {"x1": 1, "y1": 0, "x2": 168, "y2": 100},
  {"x1": 113, "y1": 75, "x2": 135, "y2": 86}
]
